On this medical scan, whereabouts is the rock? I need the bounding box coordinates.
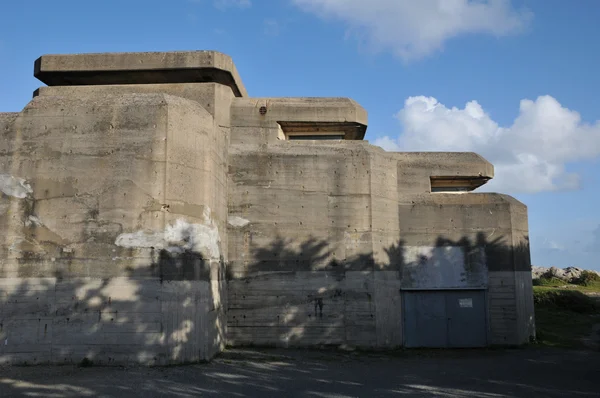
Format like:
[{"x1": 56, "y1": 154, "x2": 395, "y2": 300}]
[
  {"x1": 563, "y1": 267, "x2": 585, "y2": 282},
  {"x1": 547, "y1": 266, "x2": 566, "y2": 280},
  {"x1": 531, "y1": 266, "x2": 600, "y2": 281},
  {"x1": 531, "y1": 266, "x2": 549, "y2": 279}
]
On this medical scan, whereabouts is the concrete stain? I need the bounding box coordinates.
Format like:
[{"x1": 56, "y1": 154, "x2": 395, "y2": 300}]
[{"x1": 0, "y1": 174, "x2": 33, "y2": 198}]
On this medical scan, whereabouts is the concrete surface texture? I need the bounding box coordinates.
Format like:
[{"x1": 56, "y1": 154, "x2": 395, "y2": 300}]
[
  {"x1": 0, "y1": 50, "x2": 534, "y2": 365},
  {"x1": 0, "y1": 348, "x2": 598, "y2": 397}
]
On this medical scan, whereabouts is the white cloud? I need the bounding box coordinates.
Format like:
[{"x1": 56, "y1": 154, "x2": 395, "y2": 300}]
[
  {"x1": 374, "y1": 95, "x2": 600, "y2": 193},
  {"x1": 292, "y1": 0, "x2": 532, "y2": 61},
  {"x1": 541, "y1": 239, "x2": 565, "y2": 251}
]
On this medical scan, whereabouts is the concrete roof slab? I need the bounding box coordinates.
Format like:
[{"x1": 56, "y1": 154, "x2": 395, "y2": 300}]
[
  {"x1": 391, "y1": 152, "x2": 494, "y2": 179},
  {"x1": 34, "y1": 51, "x2": 247, "y2": 97}
]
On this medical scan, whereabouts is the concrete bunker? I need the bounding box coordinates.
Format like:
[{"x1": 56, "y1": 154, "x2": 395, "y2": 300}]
[{"x1": 0, "y1": 51, "x2": 535, "y2": 365}]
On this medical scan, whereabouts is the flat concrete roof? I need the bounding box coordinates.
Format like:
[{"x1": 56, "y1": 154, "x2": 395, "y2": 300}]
[{"x1": 34, "y1": 51, "x2": 248, "y2": 97}]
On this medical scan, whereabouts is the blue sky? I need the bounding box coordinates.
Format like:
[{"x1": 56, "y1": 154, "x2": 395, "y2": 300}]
[{"x1": 1, "y1": 0, "x2": 599, "y2": 269}]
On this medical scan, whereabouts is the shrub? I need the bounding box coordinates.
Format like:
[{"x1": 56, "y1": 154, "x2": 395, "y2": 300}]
[
  {"x1": 573, "y1": 271, "x2": 600, "y2": 287},
  {"x1": 533, "y1": 289, "x2": 598, "y2": 314},
  {"x1": 532, "y1": 276, "x2": 564, "y2": 287}
]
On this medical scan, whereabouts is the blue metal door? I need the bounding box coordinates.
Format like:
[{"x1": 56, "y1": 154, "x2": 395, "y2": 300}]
[
  {"x1": 445, "y1": 290, "x2": 488, "y2": 347},
  {"x1": 403, "y1": 290, "x2": 487, "y2": 348}
]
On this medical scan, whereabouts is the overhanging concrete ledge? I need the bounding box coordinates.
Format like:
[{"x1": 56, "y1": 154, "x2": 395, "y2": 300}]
[
  {"x1": 34, "y1": 51, "x2": 247, "y2": 97},
  {"x1": 231, "y1": 97, "x2": 368, "y2": 139}
]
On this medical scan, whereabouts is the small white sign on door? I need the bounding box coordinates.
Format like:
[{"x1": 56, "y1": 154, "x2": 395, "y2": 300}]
[{"x1": 459, "y1": 298, "x2": 473, "y2": 308}]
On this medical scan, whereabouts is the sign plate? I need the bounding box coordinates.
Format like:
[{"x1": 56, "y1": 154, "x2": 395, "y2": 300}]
[{"x1": 459, "y1": 298, "x2": 473, "y2": 308}]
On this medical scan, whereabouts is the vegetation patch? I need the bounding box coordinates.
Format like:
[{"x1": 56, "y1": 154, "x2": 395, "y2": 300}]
[
  {"x1": 532, "y1": 276, "x2": 600, "y2": 293},
  {"x1": 533, "y1": 288, "x2": 598, "y2": 314},
  {"x1": 533, "y1": 286, "x2": 600, "y2": 348},
  {"x1": 573, "y1": 271, "x2": 600, "y2": 287},
  {"x1": 532, "y1": 276, "x2": 566, "y2": 287}
]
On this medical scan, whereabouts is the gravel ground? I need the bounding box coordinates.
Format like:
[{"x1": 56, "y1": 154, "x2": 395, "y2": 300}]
[{"x1": 0, "y1": 347, "x2": 598, "y2": 397}]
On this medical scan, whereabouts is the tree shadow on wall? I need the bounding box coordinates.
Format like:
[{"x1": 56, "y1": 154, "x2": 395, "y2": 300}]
[
  {"x1": 0, "y1": 247, "x2": 225, "y2": 371},
  {"x1": 0, "y1": 232, "x2": 538, "y2": 398},
  {"x1": 227, "y1": 231, "x2": 532, "y2": 349}
]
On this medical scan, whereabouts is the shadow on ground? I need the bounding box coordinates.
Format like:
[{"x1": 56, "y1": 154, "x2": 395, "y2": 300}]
[{"x1": 0, "y1": 347, "x2": 599, "y2": 397}]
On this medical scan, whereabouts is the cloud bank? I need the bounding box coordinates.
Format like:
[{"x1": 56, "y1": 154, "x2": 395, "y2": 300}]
[
  {"x1": 374, "y1": 95, "x2": 600, "y2": 193},
  {"x1": 292, "y1": 0, "x2": 532, "y2": 60}
]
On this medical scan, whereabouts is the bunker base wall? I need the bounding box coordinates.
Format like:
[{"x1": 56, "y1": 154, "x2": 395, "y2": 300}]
[
  {"x1": 0, "y1": 91, "x2": 230, "y2": 365},
  {"x1": 227, "y1": 140, "x2": 535, "y2": 348}
]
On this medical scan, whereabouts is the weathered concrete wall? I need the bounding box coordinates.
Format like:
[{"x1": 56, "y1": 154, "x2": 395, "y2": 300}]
[
  {"x1": 512, "y1": 204, "x2": 536, "y2": 344},
  {"x1": 227, "y1": 139, "x2": 534, "y2": 348},
  {"x1": 36, "y1": 83, "x2": 235, "y2": 131},
  {"x1": 227, "y1": 141, "x2": 379, "y2": 347},
  {"x1": 398, "y1": 193, "x2": 534, "y2": 345},
  {"x1": 0, "y1": 92, "x2": 228, "y2": 365},
  {"x1": 36, "y1": 83, "x2": 235, "y2": 258}
]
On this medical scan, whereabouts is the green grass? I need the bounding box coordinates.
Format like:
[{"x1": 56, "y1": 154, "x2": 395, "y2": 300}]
[
  {"x1": 532, "y1": 276, "x2": 566, "y2": 287},
  {"x1": 532, "y1": 278, "x2": 600, "y2": 294},
  {"x1": 535, "y1": 308, "x2": 599, "y2": 348},
  {"x1": 533, "y1": 288, "x2": 599, "y2": 313},
  {"x1": 533, "y1": 286, "x2": 600, "y2": 348}
]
